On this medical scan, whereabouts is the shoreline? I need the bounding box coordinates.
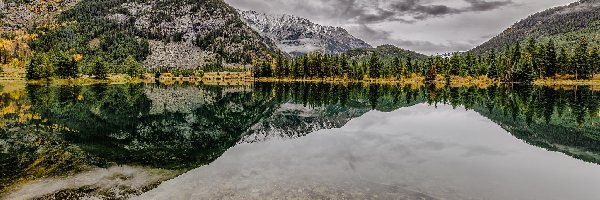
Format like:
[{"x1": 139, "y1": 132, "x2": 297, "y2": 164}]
[{"x1": 3, "y1": 75, "x2": 600, "y2": 88}]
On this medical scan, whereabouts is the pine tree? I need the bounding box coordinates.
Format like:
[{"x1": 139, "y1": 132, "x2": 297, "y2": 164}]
[
  {"x1": 253, "y1": 61, "x2": 262, "y2": 78},
  {"x1": 124, "y1": 55, "x2": 142, "y2": 78},
  {"x1": 55, "y1": 52, "x2": 78, "y2": 79},
  {"x1": 557, "y1": 47, "x2": 570, "y2": 75},
  {"x1": 260, "y1": 60, "x2": 273, "y2": 77},
  {"x1": 92, "y1": 56, "x2": 109, "y2": 79},
  {"x1": 449, "y1": 53, "x2": 460, "y2": 76},
  {"x1": 574, "y1": 37, "x2": 590, "y2": 80},
  {"x1": 544, "y1": 40, "x2": 557, "y2": 78},
  {"x1": 368, "y1": 54, "x2": 382, "y2": 79},
  {"x1": 26, "y1": 52, "x2": 56, "y2": 80},
  {"x1": 391, "y1": 56, "x2": 402, "y2": 79},
  {"x1": 275, "y1": 51, "x2": 284, "y2": 78},
  {"x1": 525, "y1": 38, "x2": 541, "y2": 78},
  {"x1": 589, "y1": 47, "x2": 600, "y2": 78},
  {"x1": 487, "y1": 49, "x2": 498, "y2": 79},
  {"x1": 425, "y1": 58, "x2": 437, "y2": 83},
  {"x1": 406, "y1": 57, "x2": 414, "y2": 75}
]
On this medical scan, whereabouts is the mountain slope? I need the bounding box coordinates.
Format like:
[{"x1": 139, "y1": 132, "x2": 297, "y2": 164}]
[
  {"x1": 27, "y1": 0, "x2": 277, "y2": 70},
  {"x1": 238, "y1": 10, "x2": 372, "y2": 56},
  {"x1": 472, "y1": 0, "x2": 600, "y2": 54},
  {"x1": 346, "y1": 44, "x2": 427, "y2": 60},
  {"x1": 0, "y1": 0, "x2": 79, "y2": 31}
]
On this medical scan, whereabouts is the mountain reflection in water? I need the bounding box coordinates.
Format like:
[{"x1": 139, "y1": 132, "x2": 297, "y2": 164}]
[{"x1": 1, "y1": 82, "x2": 599, "y2": 199}]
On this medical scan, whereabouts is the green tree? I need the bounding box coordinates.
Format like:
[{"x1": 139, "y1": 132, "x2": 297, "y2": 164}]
[
  {"x1": 368, "y1": 54, "x2": 382, "y2": 79},
  {"x1": 260, "y1": 61, "x2": 273, "y2": 77},
  {"x1": 92, "y1": 56, "x2": 109, "y2": 79},
  {"x1": 391, "y1": 56, "x2": 402, "y2": 79},
  {"x1": 55, "y1": 52, "x2": 78, "y2": 79},
  {"x1": 525, "y1": 38, "x2": 541, "y2": 78},
  {"x1": 557, "y1": 47, "x2": 570, "y2": 75},
  {"x1": 449, "y1": 53, "x2": 461, "y2": 76},
  {"x1": 425, "y1": 58, "x2": 437, "y2": 83},
  {"x1": 487, "y1": 49, "x2": 498, "y2": 79},
  {"x1": 573, "y1": 37, "x2": 590, "y2": 80},
  {"x1": 512, "y1": 51, "x2": 534, "y2": 83},
  {"x1": 124, "y1": 55, "x2": 143, "y2": 78},
  {"x1": 589, "y1": 47, "x2": 600, "y2": 77},
  {"x1": 544, "y1": 40, "x2": 557, "y2": 78},
  {"x1": 275, "y1": 51, "x2": 284, "y2": 78},
  {"x1": 26, "y1": 52, "x2": 56, "y2": 80}
]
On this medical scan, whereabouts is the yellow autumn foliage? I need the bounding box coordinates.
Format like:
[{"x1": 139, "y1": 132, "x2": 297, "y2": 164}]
[{"x1": 73, "y1": 54, "x2": 83, "y2": 62}]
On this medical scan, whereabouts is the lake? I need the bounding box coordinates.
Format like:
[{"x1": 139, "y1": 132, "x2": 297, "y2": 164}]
[{"x1": 1, "y1": 82, "x2": 600, "y2": 200}]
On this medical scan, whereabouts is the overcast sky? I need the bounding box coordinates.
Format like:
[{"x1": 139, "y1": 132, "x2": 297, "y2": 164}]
[{"x1": 226, "y1": 0, "x2": 576, "y2": 55}]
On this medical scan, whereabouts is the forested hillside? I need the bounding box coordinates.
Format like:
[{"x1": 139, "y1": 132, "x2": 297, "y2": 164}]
[
  {"x1": 346, "y1": 45, "x2": 427, "y2": 60},
  {"x1": 16, "y1": 0, "x2": 278, "y2": 80},
  {"x1": 472, "y1": 0, "x2": 600, "y2": 54}
]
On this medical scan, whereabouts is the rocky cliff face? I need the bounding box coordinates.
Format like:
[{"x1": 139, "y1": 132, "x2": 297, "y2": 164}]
[
  {"x1": 0, "y1": 0, "x2": 79, "y2": 31},
  {"x1": 238, "y1": 10, "x2": 372, "y2": 56},
  {"x1": 102, "y1": 0, "x2": 277, "y2": 68}
]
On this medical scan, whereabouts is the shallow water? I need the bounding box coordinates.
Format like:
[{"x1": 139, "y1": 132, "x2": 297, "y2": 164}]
[{"x1": 1, "y1": 82, "x2": 600, "y2": 199}]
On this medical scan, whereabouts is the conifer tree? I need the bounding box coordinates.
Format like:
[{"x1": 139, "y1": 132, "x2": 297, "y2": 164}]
[
  {"x1": 557, "y1": 47, "x2": 570, "y2": 75},
  {"x1": 544, "y1": 40, "x2": 557, "y2": 78},
  {"x1": 368, "y1": 54, "x2": 382, "y2": 79},
  {"x1": 92, "y1": 56, "x2": 109, "y2": 79},
  {"x1": 589, "y1": 47, "x2": 600, "y2": 77},
  {"x1": 124, "y1": 55, "x2": 143, "y2": 78},
  {"x1": 487, "y1": 49, "x2": 498, "y2": 79},
  {"x1": 574, "y1": 37, "x2": 590, "y2": 80},
  {"x1": 425, "y1": 58, "x2": 437, "y2": 83},
  {"x1": 26, "y1": 52, "x2": 56, "y2": 80},
  {"x1": 55, "y1": 51, "x2": 78, "y2": 79}
]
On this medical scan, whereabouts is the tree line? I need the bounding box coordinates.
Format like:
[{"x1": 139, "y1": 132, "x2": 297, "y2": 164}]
[
  {"x1": 25, "y1": 50, "x2": 143, "y2": 80},
  {"x1": 254, "y1": 36, "x2": 600, "y2": 83}
]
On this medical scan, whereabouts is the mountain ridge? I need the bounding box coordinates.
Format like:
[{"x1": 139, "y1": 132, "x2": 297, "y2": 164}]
[
  {"x1": 472, "y1": 0, "x2": 600, "y2": 54},
  {"x1": 238, "y1": 9, "x2": 372, "y2": 56}
]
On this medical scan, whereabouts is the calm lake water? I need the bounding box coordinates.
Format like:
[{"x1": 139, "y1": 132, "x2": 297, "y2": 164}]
[{"x1": 1, "y1": 82, "x2": 600, "y2": 199}]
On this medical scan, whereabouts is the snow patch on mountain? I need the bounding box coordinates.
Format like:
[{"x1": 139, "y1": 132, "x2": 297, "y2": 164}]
[{"x1": 238, "y1": 10, "x2": 372, "y2": 56}]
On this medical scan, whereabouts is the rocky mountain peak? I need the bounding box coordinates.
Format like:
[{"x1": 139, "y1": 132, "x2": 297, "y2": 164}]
[{"x1": 238, "y1": 9, "x2": 372, "y2": 56}]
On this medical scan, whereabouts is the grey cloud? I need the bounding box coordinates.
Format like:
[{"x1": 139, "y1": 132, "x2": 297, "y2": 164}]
[
  {"x1": 353, "y1": 0, "x2": 513, "y2": 23},
  {"x1": 228, "y1": 0, "x2": 513, "y2": 24},
  {"x1": 465, "y1": 0, "x2": 514, "y2": 11}
]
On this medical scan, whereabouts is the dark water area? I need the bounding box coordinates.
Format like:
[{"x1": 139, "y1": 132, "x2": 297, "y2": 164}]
[{"x1": 1, "y1": 82, "x2": 600, "y2": 199}]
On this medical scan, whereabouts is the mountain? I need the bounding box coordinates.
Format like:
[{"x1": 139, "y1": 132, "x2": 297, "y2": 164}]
[
  {"x1": 238, "y1": 10, "x2": 372, "y2": 56},
  {"x1": 345, "y1": 44, "x2": 427, "y2": 60},
  {"x1": 241, "y1": 103, "x2": 370, "y2": 143},
  {"x1": 0, "y1": 0, "x2": 79, "y2": 31},
  {"x1": 22, "y1": 0, "x2": 277, "y2": 70},
  {"x1": 472, "y1": 0, "x2": 600, "y2": 54}
]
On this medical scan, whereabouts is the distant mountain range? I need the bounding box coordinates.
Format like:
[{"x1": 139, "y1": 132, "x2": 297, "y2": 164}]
[
  {"x1": 238, "y1": 9, "x2": 372, "y2": 56},
  {"x1": 346, "y1": 44, "x2": 427, "y2": 60},
  {"x1": 472, "y1": 0, "x2": 600, "y2": 54},
  {"x1": 2, "y1": 0, "x2": 598, "y2": 67}
]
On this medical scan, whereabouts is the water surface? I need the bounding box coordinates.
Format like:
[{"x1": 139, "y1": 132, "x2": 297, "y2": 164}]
[{"x1": 1, "y1": 82, "x2": 599, "y2": 199}]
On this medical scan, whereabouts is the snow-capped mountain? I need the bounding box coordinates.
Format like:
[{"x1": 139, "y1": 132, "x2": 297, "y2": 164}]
[{"x1": 238, "y1": 10, "x2": 372, "y2": 56}]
